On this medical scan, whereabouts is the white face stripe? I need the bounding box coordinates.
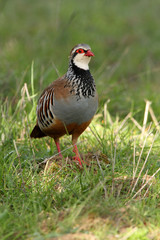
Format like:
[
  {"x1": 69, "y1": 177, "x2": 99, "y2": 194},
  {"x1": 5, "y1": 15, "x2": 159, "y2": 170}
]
[
  {"x1": 71, "y1": 46, "x2": 90, "y2": 55},
  {"x1": 71, "y1": 43, "x2": 91, "y2": 55},
  {"x1": 73, "y1": 53, "x2": 91, "y2": 70}
]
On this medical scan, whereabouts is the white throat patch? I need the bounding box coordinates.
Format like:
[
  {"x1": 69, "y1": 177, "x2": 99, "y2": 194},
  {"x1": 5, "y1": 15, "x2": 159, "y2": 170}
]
[{"x1": 73, "y1": 53, "x2": 91, "y2": 70}]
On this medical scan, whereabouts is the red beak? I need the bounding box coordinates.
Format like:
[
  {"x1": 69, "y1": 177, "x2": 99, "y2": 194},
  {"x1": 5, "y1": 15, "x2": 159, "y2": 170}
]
[{"x1": 84, "y1": 49, "x2": 94, "y2": 57}]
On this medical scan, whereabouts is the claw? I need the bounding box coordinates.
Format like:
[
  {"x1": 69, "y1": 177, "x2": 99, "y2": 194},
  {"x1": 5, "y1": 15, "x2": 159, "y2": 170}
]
[{"x1": 72, "y1": 155, "x2": 83, "y2": 166}]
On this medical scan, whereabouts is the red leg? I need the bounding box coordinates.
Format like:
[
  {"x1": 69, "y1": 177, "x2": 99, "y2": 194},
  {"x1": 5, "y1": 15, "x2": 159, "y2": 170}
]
[
  {"x1": 55, "y1": 140, "x2": 63, "y2": 158},
  {"x1": 73, "y1": 144, "x2": 82, "y2": 166}
]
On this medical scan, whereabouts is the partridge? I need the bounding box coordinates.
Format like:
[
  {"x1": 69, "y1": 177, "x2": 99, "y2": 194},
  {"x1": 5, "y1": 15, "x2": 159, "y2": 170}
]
[{"x1": 30, "y1": 43, "x2": 98, "y2": 166}]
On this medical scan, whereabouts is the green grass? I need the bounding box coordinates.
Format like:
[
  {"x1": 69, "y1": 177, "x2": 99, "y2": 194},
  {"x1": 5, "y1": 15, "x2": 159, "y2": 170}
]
[{"x1": 1, "y1": 0, "x2": 160, "y2": 239}]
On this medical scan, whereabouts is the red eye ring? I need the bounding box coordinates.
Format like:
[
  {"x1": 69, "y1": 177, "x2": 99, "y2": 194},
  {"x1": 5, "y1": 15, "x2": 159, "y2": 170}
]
[{"x1": 76, "y1": 49, "x2": 85, "y2": 54}]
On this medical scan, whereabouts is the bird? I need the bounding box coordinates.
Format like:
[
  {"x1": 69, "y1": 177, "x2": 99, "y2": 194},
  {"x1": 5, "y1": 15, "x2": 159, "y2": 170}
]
[{"x1": 30, "y1": 43, "x2": 98, "y2": 166}]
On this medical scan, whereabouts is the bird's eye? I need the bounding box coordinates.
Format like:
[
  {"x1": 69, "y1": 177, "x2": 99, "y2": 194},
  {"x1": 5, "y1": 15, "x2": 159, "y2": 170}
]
[{"x1": 76, "y1": 49, "x2": 84, "y2": 54}]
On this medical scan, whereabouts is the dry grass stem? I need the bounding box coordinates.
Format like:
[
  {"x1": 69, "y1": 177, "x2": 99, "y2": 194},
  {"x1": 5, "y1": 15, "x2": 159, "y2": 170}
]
[
  {"x1": 133, "y1": 123, "x2": 152, "y2": 179},
  {"x1": 141, "y1": 100, "x2": 151, "y2": 138},
  {"x1": 133, "y1": 139, "x2": 136, "y2": 176},
  {"x1": 127, "y1": 124, "x2": 152, "y2": 196},
  {"x1": 13, "y1": 139, "x2": 21, "y2": 159},
  {"x1": 149, "y1": 105, "x2": 160, "y2": 132},
  {"x1": 132, "y1": 167, "x2": 160, "y2": 199},
  {"x1": 142, "y1": 169, "x2": 149, "y2": 185},
  {"x1": 115, "y1": 112, "x2": 131, "y2": 135},
  {"x1": 143, "y1": 182, "x2": 153, "y2": 198},
  {"x1": 131, "y1": 130, "x2": 158, "y2": 194},
  {"x1": 24, "y1": 83, "x2": 31, "y2": 101},
  {"x1": 130, "y1": 116, "x2": 142, "y2": 131},
  {"x1": 104, "y1": 100, "x2": 113, "y2": 126}
]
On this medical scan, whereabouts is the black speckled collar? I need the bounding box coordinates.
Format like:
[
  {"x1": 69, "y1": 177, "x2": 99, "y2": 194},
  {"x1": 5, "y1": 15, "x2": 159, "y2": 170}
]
[{"x1": 66, "y1": 60, "x2": 96, "y2": 100}]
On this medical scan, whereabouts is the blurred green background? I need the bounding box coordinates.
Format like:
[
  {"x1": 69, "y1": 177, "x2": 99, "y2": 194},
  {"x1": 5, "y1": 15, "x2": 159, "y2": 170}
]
[{"x1": 1, "y1": 0, "x2": 160, "y2": 118}]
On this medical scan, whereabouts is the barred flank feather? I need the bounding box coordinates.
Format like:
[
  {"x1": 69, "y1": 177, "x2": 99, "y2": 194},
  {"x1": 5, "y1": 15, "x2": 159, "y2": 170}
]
[{"x1": 37, "y1": 89, "x2": 55, "y2": 129}]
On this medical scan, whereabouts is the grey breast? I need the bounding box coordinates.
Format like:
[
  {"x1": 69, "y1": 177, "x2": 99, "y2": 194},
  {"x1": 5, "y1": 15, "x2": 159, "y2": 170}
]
[{"x1": 52, "y1": 94, "x2": 98, "y2": 125}]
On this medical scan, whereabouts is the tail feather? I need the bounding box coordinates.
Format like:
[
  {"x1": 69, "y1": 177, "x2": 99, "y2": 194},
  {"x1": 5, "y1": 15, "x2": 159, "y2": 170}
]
[{"x1": 30, "y1": 125, "x2": 46, "y2": 138}]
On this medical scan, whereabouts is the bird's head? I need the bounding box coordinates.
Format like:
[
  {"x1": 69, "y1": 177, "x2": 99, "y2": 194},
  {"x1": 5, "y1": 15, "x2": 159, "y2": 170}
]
[{"x1": 70, "y1": 43, "x2": 94, "y2": 70}]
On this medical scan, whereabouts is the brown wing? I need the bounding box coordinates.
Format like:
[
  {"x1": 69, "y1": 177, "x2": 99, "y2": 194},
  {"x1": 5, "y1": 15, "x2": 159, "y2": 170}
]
[{"x1": 31, "y1": 75, "x2": 73, "y2": 138}]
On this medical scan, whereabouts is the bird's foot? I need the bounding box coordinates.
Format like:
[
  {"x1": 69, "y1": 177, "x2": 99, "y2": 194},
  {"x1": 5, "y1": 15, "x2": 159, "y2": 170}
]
[
  {"x1": 72, "y1": 155, "x2": 83, "y2": 166},
  {"x1": 72, "y1": 144, "x2": 86, "y2": 166}
]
